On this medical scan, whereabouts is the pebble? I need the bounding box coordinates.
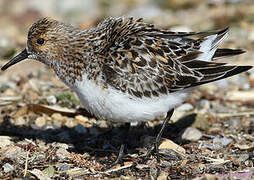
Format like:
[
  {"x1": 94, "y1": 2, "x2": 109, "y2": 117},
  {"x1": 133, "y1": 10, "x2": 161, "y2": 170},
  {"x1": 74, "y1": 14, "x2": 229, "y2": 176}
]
[
  {"x1": 96, "y1": 120, "x2": 108, "y2": 128},
  {"x1": 213, "y1": 137, "x2": 232, "y2": 147},
  {"x1": 3, "y1": 163, "x2": 14, "y2": 173},
  {"x1": 227, "y1": 118, "x2": 241, "y2": 128},
  {"x1": 157, "y1": 171, "x2": 169, "y2": 180},
  {"x1": 65, "y1": 117, "x2": 77, "y2": 128},
  {"x1": 158, "y1": 138, "x2": 186, "y2": 154},
  {"x1": 192, "y1": 113, "x2": 210, "y2": 131},
  {"x1": 226, "y1": 90, "x2": 254, "y2": 102},
  {"x1": 51, "y1": 113, "x2": 63, "y2": 121},
  {"x1": 208, "y1": 127, "x2": 222, "y2": 134},
  {"x1": 199, "y1": 83, "x2": 219, "y2": 94},
  {"x1": 35, "y1": 116, "x2": 46, "y2": 128},
  {"x1": 75, "y1": 115, "x2": 88, "y2": 122},
  {"x1": 176, "y1": 103, "x2": 194, "y2": 112},
  {"x1": 47, "y1": 95, "x2": 57, "y2": 104},
  {"x1": 56, "y1": 148, "x2": 70, "y2": 161},
  {"x1": 58, "y1": 163, "x2": 70, "y2": 171},
  {"x1": 141, "y1": 135, "x2": 184, "y2": 154},
  {"x1": 198, "y1": 100, "x2": 210, "y2": 110},
  {"x1": 242, "y1": 83, "x2": 250, "y2": 90},
  {"x1": 2, "y1": 146, "x2": 24, "y2": 160},
  {"x1": 201, "y1": 137, "x2": 232, "y2": 150},
  {"x1": 53, "y1": 120, "x2": 62, "y2": 128},
  {"x1": 15, "y1": 117, "x2": 26, "y2": 126},
  {"x1": 0, "y1": 136, "x2": 13, "y2": 148},
  {"x1": 200, "y1": 143, "x2": 222, "y2": 150},
  {"x1": 30, "y1": 169, "x2": 51, "y2": 180},
  {"x1": 74, "y1": 124, "x2": 88, "y2": 134},
  {"x1": 181, "y1": 127, "x2": 202, "y2": 141},
  {"x1": 55, "y1": 143, "x2": 70, "y2": 149},
  {"x1": 0, "y1": 84, "x2": 10, "y2": 92}
]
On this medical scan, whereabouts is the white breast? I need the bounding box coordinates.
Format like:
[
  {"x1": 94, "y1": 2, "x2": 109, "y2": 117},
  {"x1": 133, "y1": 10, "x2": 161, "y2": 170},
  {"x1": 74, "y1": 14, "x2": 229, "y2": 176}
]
[{"x1": 71, "y1": 74, "x2": 192, "y2": 122}]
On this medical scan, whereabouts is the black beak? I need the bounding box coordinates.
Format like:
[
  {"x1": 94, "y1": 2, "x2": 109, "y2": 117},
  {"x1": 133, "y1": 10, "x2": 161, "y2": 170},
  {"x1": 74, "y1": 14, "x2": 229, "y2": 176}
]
[{"x1": 1, "y1": 49, "x2": 29, "y2": 71}]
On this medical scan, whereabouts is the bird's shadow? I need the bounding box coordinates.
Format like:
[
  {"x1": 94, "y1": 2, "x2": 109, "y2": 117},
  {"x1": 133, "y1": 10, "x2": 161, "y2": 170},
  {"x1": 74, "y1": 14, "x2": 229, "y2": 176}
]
[{"x1": 0, "y1": 113, "x2": 197, "y2": 161}]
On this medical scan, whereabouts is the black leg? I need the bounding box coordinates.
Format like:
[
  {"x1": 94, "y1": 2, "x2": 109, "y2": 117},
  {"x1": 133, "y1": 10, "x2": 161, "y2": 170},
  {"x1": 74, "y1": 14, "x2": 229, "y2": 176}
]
[
  {"x1": 145, "y1": 109, "x2": 174, "y2": 162},
  {"x1": 105, "y1": 123, "x2": 130, "y2": 170},
  {"x1": 105, "y1": 144, "x2": 125, "y2": 170}
]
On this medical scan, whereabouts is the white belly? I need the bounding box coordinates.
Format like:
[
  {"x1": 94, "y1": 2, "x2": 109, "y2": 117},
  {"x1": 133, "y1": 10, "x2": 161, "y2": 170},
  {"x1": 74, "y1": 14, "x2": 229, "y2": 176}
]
[{"x1": 72, "y1": 76, "x2": 192, "y2": 122}]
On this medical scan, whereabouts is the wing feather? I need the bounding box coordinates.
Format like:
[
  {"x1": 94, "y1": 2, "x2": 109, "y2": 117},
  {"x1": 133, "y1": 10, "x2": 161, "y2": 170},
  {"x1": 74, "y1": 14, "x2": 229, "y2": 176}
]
[{"x1": 97, "y1": 17, "x2": 251, "y2": 98}]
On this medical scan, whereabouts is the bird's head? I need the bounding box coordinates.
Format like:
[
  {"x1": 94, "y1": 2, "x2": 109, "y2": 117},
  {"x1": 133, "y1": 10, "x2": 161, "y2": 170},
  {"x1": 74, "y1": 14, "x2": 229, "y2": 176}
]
[{"x1": 1, "y1": 18, "x2": 76, "y2": 71}]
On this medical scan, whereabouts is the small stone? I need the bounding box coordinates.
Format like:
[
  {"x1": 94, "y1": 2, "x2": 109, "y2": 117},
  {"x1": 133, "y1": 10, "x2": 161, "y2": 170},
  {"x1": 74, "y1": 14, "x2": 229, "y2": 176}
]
[
  {"x1": 199, "y1": 83, "x2": 219, "y2": 94},
  {"x1": 208, "y1": 127, "x2": 222, "y2": 134},
  {"x1": 47, "y1": 95, "x2": 57, "y2": 104},
  {"x1": 227, "y1": 118, "x2": 241, "y2": 128},
  {"x1": 243, "y1": 83, "x2": 250, "y2": 90},
  {"x1": 0, "y1": 136, "x2": 13, "y2": 148},
  {"x1": 176, "y1": 103, "x2": 194, "y2": 112},
  {"x1": 58, "y1": 163, "x2": 70, "y2": 171},
  {"x1": 12, "y1": 105, "x2": 29, "y2": 118},
  {"x1": 0, "y1": 84, "x2": 10, "y2": 92},
  {"x1": 3, "y1": 163, "x2": 14, "y2": 173},
  {"x1": 213, "y1": 136, "x2": 232, "y2": 147},
  {"x1": 158, "y1": 138, "x2": 186, "y2": 154},
  {"x1": 181, "y1": 127, "x2": 202, "y2": 141},
  {"x1": 200, "y1": 143, "x2": 222, "y2": 150},
  {"x1": 43, "y1": 165, "x2": 55, "y2": 178},
  {"x1": 74, "y1": 124, "x2": 88, "y2": 134},
  {"x1": 65, "y1": 117, "x2": 77, "y2": 128},
  {"x1": 51, "y1": 113, "x2": 63, "y2": 121},
  {"x1": 55, "y1": 143, "x2": 70, "y2": 149},
  {"x1": 56, "y1": 148, "x2": 70, "y2": 161},
  {"x1": 2, "y1": 146, "x2": 24, "y2": 160},
  {"x1": 192, "y1": 113, "x2": 210, "y2": 131},
  {"x1": 75, "y1": 115, "x2": 88, "y2": 122},
  {"x1": 198, "y1": 100, "x2": 210, "y2": 110},
  {"x1": 35, "y1": 116, "x2": 46, "y2": 128},
  {"x1": 97, "y1": 120, "x2": 108, "y2": 128},
  {"x1": 4, "y1": 89, "x2": 16, "y2": 96},
  {"x1": 30, "y1": 169, "x2": 51, "y2": 180},
  {"x1": 226, "y1": 90, "x2": 254, "y2": 102},
  {"x1": 157, "y1": 171, "x2": 169, "y2": 180},
  {"x1": 52, "y1": 120, "x2": 62, "y2": 128},
  {"x1": 15, "y1": 117, "x2": 26, "y2": 126}
]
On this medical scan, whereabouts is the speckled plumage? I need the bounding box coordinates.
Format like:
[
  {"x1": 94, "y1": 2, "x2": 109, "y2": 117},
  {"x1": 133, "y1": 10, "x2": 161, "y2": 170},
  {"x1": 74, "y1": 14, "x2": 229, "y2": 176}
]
[{"x1": 1, "y1": 17, "x2": 252, "y2": 122}]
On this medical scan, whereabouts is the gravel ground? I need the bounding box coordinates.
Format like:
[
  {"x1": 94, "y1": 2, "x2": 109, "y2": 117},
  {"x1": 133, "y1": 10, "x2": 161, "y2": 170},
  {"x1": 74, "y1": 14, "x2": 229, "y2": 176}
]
[{"x1": 0, "y1": 0, "x2": 254, "y2": 179}]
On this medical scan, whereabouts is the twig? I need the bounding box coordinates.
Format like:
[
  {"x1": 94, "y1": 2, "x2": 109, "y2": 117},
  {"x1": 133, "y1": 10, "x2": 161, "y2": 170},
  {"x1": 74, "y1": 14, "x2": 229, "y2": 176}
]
[
  {"x1": 23, "y1": 150, "x2": 30, "y2": 177},
  {"x1": 103, "y1": 163, "x2": 133, "y2": 174}
]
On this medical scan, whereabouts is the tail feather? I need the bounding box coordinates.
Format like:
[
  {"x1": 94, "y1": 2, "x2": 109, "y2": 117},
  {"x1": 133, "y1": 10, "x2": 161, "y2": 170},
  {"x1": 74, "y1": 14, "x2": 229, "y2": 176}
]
[
  {"x1": 211, "y1": 27, "x2": 229, "y2": 50},
  {"x1": 192, "y1": 65, "x2": 252, "y2": 86},
  {"x1": 213, "y1": 48, "x2": 246, "y2": 60},
  {"x1": 197, "y1": 27, "x2": 229, "y2": 61}
]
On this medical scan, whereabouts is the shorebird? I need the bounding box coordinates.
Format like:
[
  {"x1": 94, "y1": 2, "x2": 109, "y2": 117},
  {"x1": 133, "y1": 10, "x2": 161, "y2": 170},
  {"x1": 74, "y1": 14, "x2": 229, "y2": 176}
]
[{"x1": 1, "y1": 17, "x2": 252, "y2": 161}]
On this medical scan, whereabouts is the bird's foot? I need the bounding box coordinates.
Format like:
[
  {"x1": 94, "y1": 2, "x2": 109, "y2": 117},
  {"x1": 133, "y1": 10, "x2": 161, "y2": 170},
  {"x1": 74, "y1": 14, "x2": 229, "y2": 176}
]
[{"x1": 104, "y1": 144, "x2": 125, "y2": 170}]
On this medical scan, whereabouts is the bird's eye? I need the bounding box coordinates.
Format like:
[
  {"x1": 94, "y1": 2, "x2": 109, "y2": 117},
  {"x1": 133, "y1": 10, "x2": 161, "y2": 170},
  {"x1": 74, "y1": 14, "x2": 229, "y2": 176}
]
[{"x1": 36, "y1": 38, "x2": 45, "y2": 45}]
